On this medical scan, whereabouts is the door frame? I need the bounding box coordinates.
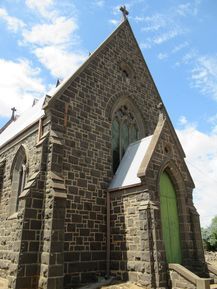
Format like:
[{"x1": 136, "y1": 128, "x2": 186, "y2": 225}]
[
  {"x1": 157, "y1": 160, "x2": 186, "y2": 264},
  {"x1": 160, "y1": 170, "x2": 182, "y2": 263}
]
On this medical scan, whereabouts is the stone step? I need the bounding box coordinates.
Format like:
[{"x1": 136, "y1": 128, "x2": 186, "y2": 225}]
[{"x1": 210, "y1": 284, "x2": 217, "y2": 289}]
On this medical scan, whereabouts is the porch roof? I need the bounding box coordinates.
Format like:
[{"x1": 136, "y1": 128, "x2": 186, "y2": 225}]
[{"x1": 109, "y1": 135, "x2": 153, "y2": 191}]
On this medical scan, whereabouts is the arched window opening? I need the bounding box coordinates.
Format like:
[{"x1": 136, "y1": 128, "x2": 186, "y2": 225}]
[
  {"x1": 112, "y1": 105, "x2": 139, "y2": 173},
  {"x1": 0, "y1": 160, "x2": 5, "y2": 206},
  {"x1": 120, "y1": 61, "x2": 134, "y2": 84},
  {"x1": 10, "y1": 146, "x2": 27, "y2": 214},
  {"x1": 16, "y1": 162, "x2": 27, "y2": 210},
  {"x1": 122, "y1": 69, "x2": 129, "y2": 78}
]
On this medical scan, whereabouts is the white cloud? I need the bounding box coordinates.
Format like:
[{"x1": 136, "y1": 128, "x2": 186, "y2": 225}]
[
  {"x1": 192, "y1": 0, "x2": 201, "y2": 16},
  {"x1": 0, "y1": 58, "x2": 46, "y2": 117},
  {"x1": 34, "y1": 46, "x2": 87, "y2": 79},
  {"x1": 140, "y1": 14, "x2": 167, "y2": 32},
  {"x1": 22, "y1": 1, "x2": 86, "y2": 79},
  {"x1": 0, "y1": 8, "x2": 25, "y2": 32},
  {"x1": 191, "y1": 55, "x2": 217, "y2": 101},
  {"x1": 112, "y1": 5, "x2": 121, "y2": 16},
  {"x1": 142, "y1": 27, "x2": 184, "y2": 49},
  {"x1": 177, "y1": 121, "x2": 217, "y2": 227},
  {"x1": 140, "y1": 42, "x2": 151, "y2": 49},
  {"x1": 208, "y1": 114, "x2": 217, "y2": 124},
  {"x1": 176, "y1": 1, "x2": 201, "y2": 17},
  {"x1": 207, "y1": 114, "x2": 217, "y2": 135},
  {"x1": 138, "y1": 8, "x2": 188, "y2": 49},
  {"x1": 172, "y1": 41, "x2": 189, "y2": 54},
  {"x1": 138, "y1": 1, "x2": 201, "y2": 50},
  {"x1": 175, "y1": 49, "x2": 197, "y2": 66},
  {"x1": 94, "y1": 0, "x2": 105, "y2": 7},
  {"x1": 175, "y1": 52, "x2": 217, "y2": 103},
  {"x1": 176, "y1": 3, "x2": 192, "y2": 16},
  {"x1": 25, "y1": 0, "x2": 55, "y2": 18},
  {"x1": 157, "y1": 52, "x2": 168, "y2": 60},
  {"x1": 153, "y1": 28, "x2": 183, "y2": 45},
  {"x1": 109, "y1": 19, "x2": 119, "y2": 26},
  {"x1": 179, "y1": 115, "x2": 188, "y2": 125},
  {"x1": 22, "y1": 17, "x2": 78, "y2": 46}
]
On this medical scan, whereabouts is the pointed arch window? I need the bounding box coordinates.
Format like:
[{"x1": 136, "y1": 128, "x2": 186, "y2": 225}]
[
  {"x1": 10, "y1": 146, "x2": 27, "y2": 214},
  {"x1": 0, "y1": 159, "x2": 5, "y2": 206},
  {"x1": 112, "y1": 105, "x2": 139, "y2": 173}
]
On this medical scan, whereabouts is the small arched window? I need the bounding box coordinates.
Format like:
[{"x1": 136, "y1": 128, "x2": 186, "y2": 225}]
[
  {"x1": 0, "y1": 159, "x2": 5, "y2": 206},
  {"x1": 10, "y1": 146, "x2": 27, "y2": 214},
  {"x1": 112, "y1": 105, "x2": 138, "y2": 173},
  {"x1": 120, "y1": 61, "x2": 133, "y2": 84}
]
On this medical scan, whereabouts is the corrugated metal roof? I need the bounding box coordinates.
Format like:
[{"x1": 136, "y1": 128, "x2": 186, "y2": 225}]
[
  {"x1": 0, "y1": 96, "x2": 45, "y2": 148},
  {"x1": 109, "y1": 135, "x2": 153, "y2": 190}
]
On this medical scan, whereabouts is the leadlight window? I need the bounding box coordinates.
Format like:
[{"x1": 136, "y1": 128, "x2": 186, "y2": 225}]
[
  {"x1": 0, "y1": 159, "x2": 5, "y2": 205},
  {"x1": 16, "y1": 163, "x2": 27, "y2": 211},
  {"x1": 10, "y1": 146, "x2": 27, "y2": 214},
  {"x1": 112, "y1": 105, "x2": 138, "y2": 173}
]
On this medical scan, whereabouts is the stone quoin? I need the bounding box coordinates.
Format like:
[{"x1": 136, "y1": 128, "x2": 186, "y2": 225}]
[{"x1": 0, "y1": 9, "x2": 207, "y2": 289}]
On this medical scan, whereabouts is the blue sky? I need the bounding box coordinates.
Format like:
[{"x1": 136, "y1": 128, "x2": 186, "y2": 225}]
[{"x1": 0, "y1": 0, "x2": 217, "y2": 226}]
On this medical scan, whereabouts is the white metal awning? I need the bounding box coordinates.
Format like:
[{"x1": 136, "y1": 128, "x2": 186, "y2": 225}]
[{"x1": 109, "y1": 135, "x2": 153, "y2": 190}]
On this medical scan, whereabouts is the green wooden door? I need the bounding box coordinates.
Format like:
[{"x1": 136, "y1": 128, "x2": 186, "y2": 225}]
[{"x1": 160, "y1": 172, "x2": 182, "y2": 263}]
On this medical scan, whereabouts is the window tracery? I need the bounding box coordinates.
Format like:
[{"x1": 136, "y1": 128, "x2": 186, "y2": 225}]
[{"x1": 112, "y1": 105, "x2": 139, "y2": 173}]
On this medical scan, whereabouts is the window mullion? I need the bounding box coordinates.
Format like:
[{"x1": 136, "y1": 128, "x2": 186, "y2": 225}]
[{"x1": 21, "y1": 164, "x2": 27, "y2": 192}]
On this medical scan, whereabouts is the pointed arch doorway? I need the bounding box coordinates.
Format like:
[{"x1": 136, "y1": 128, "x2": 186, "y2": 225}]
[{"x1": 160, "y1": 171, "x2": 182, "y2": 263}]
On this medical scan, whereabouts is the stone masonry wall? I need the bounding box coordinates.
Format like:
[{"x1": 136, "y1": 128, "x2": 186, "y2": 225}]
[
  {"x1": 14, "y1": 135, "x2": 50, "y2": 289},
  {"x1": 48, "y1": 20, "x2": 165, "y2": 287},
  {"x1": 38, "y1": 126, "x2": 67, "y2": 289},
  {"x1": 109, "y1": 118, "x2": 206, "y2": 288},
  {"x1": 142, "y1": 120, "x2": 206, "y2": 274},
  {"x1": 0, "y1": 19, "x2": 205, "y2": 289},
  {"x1": 48, "y1": 20, "x2": 204, "y2": 287},
  {"x1": 0, "y1": 122, "x2": 50, "y2": 289},
  {"x1": 110, "y1": 188, "x2": 152, "y2": 286}
]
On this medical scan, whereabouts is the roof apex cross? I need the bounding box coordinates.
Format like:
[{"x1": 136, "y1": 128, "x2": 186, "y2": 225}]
[
  {"x1": 120, "y1": 5, "x2": 129, "y2": 20},
  {"x1": 11, "y1": 107, "x2": 16, "y2": 120}
]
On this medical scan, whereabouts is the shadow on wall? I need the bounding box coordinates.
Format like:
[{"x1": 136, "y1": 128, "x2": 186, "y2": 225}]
[{"x1": 109, "y1": 185, "x2": 166, "y2": 288}]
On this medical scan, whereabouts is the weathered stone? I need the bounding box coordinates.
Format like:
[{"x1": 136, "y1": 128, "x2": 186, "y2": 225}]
[{"x1": 0, "y1": 14, "x2": 206, "y2": 289}]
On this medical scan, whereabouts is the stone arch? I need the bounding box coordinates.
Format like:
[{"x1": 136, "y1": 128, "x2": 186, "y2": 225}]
[
  {"x1": 9, "y1": 145, "x2": 28, "y2": 215},
  {"x1": 106, "y1": 93, "x2": 146, "y2": 138},
  {"x1": 119, "y1": 60, "x2": 136, "y2": 83},
  {"x1": 157, "y1": 158, "x2": 186, "y2": 201},
  {"x1": 108, "y1": 94, "x2": 146, "y2": 173},
  {"x1": 10, "y1": 144, "x2": 29, "y2": 179},
  {"x1": 157, "y1": 158, "x2": 188, "y2": 263},
  {"x1": 0, "y1": 159, "x2": 6, "y2": 207}
]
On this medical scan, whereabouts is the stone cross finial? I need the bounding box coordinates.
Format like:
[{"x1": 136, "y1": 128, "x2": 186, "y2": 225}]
[
  {"x1": 11, "y1": 107, "x2": 16, "y2": 120},
  {"x1": 120, "y1": 5, "x2": 129, "y2": 20},
  {"x1": 157, "y1": 102, "x2": 165, "y2": 120}
]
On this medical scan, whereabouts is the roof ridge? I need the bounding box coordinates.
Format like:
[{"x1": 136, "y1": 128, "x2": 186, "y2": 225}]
[{"x1": 44, "y1": 19, "x2": 129, "y2": 108}]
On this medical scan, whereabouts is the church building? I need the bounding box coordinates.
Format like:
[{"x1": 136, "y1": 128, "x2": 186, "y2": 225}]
[{"x1": 0, "y1": 9, "x2": 207, "y2": 289}]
